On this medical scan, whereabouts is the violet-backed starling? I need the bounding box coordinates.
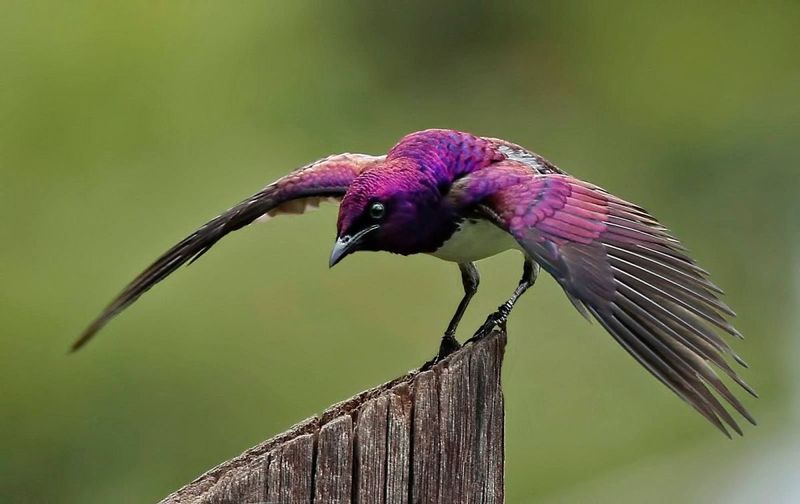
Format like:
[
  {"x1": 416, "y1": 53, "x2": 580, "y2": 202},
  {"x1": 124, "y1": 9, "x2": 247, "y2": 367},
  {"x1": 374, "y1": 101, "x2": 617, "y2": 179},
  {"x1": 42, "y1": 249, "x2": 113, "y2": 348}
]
[{"x1": 73, "y1": 129, "x2": 755, "y2": 436}]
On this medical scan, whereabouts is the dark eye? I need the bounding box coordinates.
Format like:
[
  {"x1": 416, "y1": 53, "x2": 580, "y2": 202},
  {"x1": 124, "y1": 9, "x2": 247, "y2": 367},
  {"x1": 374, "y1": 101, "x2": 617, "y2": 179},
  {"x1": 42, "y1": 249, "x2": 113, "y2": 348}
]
[{"x1": 369, "y1": 202, "x2": 385, "y2": 220}]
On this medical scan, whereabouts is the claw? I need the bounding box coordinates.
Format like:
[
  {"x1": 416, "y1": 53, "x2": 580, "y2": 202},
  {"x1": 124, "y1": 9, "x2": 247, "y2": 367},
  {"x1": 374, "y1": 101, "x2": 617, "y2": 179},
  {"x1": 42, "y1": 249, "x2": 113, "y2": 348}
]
[
  {"x1": 438, "y1": 332, "x2": 461, "y2": 359},
  {"x1": 422, "y1": 332, "x2": 462, "y2": 370},
  {"x1": 468, "y1": 309, "x2": 507, "y2": 344},
  {"x1": 497, "y1": 318, "x2": 508, "y2": 332}
]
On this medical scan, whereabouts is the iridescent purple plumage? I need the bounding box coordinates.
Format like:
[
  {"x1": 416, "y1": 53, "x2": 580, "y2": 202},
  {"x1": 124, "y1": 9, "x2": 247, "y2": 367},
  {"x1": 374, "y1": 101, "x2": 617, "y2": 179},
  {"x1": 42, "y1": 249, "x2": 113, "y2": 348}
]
[{"x1": 75, "y1": 128, "x2": 755, "y2": 437}]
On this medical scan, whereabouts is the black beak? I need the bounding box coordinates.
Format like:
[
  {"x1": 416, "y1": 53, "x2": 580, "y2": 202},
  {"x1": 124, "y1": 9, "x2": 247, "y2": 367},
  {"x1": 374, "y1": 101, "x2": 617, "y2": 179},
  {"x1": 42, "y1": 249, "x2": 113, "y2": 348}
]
[{"x1": 329, "y1": 225, "x2": 379, "y2": 268}]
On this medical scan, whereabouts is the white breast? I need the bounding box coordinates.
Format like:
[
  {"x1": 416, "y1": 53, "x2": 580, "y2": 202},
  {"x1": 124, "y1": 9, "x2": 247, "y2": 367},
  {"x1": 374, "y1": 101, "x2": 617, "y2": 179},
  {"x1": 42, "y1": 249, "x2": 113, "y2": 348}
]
[{"x1": 428, "y1": 219, "x2": 519, "y2": 263}]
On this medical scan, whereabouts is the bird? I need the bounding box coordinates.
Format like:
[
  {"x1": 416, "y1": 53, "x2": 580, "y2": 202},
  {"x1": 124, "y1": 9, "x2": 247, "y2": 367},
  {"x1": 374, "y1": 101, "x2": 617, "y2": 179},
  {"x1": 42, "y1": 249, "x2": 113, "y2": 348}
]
[{"x1": 73, "y1": 128, "x2": 755, "y2": 436}]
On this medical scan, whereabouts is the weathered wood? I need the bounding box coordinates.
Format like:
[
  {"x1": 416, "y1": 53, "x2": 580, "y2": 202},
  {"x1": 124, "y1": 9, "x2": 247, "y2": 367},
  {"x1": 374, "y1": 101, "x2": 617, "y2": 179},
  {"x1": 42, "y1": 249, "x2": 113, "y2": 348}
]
[
  {"x1": 384, "y1": 384, "x2": 412, "y2": 504},
  {"x1": 267, "y1": 433, "x2": 315, "y2": 502},
  {"x1": 314, "y1": 415, "x2": 353, "y2": 504},
  {"x1": 160, "y1": 330, "x2": 506, "y2": 504},
  {"x1": 411, "y1": 370, "x2": 440, "y2": 504}
]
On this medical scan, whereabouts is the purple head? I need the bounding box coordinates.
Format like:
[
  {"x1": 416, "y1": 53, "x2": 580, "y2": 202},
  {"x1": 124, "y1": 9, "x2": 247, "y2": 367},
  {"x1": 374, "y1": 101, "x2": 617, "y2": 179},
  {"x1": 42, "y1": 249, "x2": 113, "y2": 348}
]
[
  {"x1": 330, "y1": 158, "x2": 446, "y2": 265},
  {"x1": 329, "y1": 129, "x2": 504, "y2": 266}
]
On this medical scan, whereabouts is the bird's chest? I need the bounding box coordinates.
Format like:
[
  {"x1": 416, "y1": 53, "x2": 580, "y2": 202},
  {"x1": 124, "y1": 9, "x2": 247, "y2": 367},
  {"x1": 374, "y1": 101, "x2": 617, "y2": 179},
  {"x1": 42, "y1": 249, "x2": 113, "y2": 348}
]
[{"x1": 428, "y1": 218, "x2": 518, "y2": 263}]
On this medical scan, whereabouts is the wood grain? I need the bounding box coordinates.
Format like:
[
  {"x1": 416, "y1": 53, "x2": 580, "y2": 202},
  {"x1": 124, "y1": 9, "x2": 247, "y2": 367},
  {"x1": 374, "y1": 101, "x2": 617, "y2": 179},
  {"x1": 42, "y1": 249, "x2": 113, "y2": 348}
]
[{"x1": 160, "y1": 330, "x2": 506, "y2": 504}]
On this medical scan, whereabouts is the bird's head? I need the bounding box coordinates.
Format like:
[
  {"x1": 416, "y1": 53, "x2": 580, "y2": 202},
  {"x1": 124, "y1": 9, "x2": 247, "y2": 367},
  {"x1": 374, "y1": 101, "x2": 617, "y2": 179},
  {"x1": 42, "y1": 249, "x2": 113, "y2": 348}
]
[{"x1": 330, "y1": 161, "x2": 446, "y2": 266}]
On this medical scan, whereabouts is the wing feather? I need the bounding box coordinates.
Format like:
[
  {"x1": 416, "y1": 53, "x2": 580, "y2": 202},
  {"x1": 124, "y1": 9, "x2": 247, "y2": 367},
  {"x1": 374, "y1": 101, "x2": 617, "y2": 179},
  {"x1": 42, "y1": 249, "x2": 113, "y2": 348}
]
[
  {"x1": 451, "y1": 161, "x2": 754, "y2": 434},
  {"x1": 72, "y1": 153, "x2": 382, "y2": 350}
]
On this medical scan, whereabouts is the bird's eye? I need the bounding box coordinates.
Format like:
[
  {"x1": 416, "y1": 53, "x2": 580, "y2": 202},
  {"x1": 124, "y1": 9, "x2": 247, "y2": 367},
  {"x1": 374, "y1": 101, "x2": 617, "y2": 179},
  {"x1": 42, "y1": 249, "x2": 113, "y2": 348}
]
[{"x1": 369, "y1": 202, "x2": 385, "y2": 220}]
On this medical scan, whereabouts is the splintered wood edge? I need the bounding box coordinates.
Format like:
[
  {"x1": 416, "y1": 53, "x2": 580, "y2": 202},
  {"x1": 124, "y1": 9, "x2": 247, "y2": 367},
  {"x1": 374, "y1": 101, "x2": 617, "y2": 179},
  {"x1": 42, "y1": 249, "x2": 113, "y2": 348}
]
[{"x1": 159, "y1": 330, "x2": 507, "y2": 504}]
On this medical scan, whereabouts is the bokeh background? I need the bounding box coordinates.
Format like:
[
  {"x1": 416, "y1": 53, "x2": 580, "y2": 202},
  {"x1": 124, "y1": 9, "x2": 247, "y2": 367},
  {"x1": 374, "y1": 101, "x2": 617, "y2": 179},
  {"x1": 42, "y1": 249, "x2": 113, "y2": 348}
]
[{"x1": 2, "y1": 2, "x2": 798, "y2": 502}]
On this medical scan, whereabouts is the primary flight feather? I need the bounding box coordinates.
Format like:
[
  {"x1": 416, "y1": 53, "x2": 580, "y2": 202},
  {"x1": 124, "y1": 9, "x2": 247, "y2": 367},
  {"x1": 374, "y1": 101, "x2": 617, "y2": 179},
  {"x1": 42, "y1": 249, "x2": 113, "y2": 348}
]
[{"x1": 74, "y1": 129, "x2": 755, "y2": 436}]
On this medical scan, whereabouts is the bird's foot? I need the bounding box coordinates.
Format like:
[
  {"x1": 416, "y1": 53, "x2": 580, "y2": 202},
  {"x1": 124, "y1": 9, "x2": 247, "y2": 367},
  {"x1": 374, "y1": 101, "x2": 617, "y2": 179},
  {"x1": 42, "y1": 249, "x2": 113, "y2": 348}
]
[
  {"x1": 438, "y1": 332, "x2": 461, "y2": 359},
  {"x1": 468, "y1": 303, "x2": 511, "y2": 344},
  {"x1": 422, "y1": 332, "x2": 461, "y2": 370}
]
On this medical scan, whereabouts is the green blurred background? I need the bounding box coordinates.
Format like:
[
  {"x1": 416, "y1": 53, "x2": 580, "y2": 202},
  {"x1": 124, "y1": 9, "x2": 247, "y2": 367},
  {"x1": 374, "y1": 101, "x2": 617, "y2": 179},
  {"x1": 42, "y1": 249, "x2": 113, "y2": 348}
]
[{"x1": 1, "y1": 2, "x2": 798, "y2": 502}]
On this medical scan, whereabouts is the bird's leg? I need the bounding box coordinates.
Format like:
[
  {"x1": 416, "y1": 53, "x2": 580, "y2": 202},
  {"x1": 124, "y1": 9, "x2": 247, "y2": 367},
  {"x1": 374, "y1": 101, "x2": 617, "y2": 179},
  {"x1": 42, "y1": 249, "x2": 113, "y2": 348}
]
[
  {"x1": 470, "y1": 258, "x2": 539, "y2": 342},
  {"x1": 435, "y1": 262, "x2": 480, "y2": 361}
]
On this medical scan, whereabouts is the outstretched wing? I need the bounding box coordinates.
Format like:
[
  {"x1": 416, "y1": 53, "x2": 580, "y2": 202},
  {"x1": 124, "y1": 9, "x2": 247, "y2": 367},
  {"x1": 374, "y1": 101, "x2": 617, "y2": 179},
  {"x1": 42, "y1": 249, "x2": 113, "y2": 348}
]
[
  {"x1": 73, "y1": 153, "x2": 383, "y2": 351},
  {"x1": 451, "y1": 161, "x2": 755, "y2": 436}
]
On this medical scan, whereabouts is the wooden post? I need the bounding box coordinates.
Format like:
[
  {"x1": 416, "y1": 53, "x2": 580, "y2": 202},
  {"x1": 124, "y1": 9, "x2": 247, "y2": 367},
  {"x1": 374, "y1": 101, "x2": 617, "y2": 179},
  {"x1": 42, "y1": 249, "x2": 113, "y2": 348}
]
[{"x1": 160, "y1": 330, "x2": 506, "y2": 504}]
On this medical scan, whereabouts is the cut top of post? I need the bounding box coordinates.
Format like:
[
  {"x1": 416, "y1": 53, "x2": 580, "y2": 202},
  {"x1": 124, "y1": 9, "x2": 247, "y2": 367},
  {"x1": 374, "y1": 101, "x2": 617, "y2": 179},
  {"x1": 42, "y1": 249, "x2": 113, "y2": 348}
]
[{"x1": 160, "y1": 331, "x2": 507, "y2": 504}]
